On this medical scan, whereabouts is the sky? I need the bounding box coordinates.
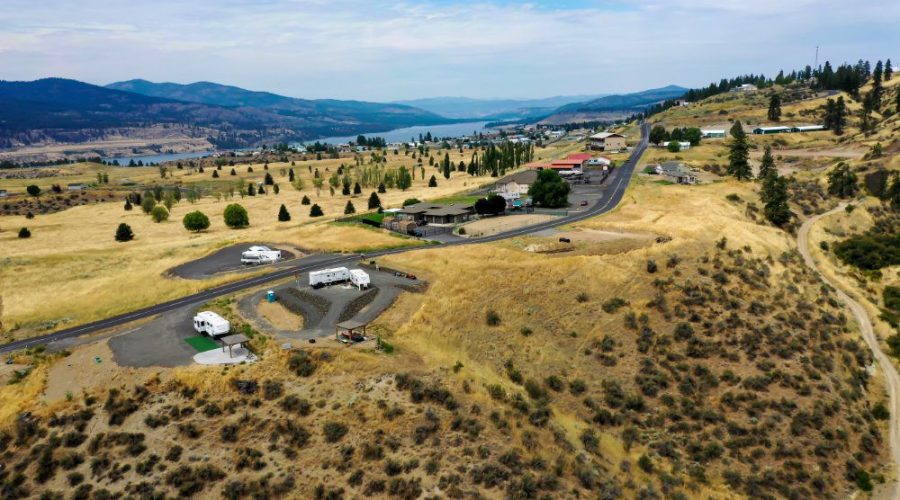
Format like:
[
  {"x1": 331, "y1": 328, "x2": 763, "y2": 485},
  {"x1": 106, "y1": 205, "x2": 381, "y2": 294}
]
[{"x1": 0, "y1": 0, "x2": 897, "y2": 102}]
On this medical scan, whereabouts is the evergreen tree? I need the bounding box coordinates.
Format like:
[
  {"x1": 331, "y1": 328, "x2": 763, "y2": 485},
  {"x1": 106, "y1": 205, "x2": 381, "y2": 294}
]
[
  {"x1": 344, "y1": 200, "x2": 356, "y2": 215},
  {"x1": 301, "y1": 195, "x2": 311, "y2": 205},
  {"x1": 212, "y1": 170, "x2": 219, "y2": 178},
  {"x1": 872, "y1": 60, "x2": 884, "y2": 108},
  {"x1": 377, "y1": 183, "x2": 386, "y2": 194},
  {"x1": 758, "y1": 145, "x2": 776, "y2": 180},
  {"x1": 727, "y1": 121, "x2": 752, "y2": 180},
  {"x1": 309, "y1": 204, "x2": 324, "y2": 217},
  {"x1": 767, "y1": 93, "x2": 782, "y2": 121},
  {"x1": 760, "y1": 174, "x2": 791, "y2": 226},
  {"x1": 124, "y1": 198, "x2": 133, "y2": 211},
  {"x1": 289, "y1": 168, "x2": 295, "y2": 182},
  {"x1": 140, "y1": 196, "x2": 156, "y2": 214},
  {"x1": 397, "y1": 166, "x2": 413, "y2": 190},
  {"x1": 230, "y1": 168, "x2": 237, "y2": 176},
  {"x1": 18, "y1": 227, "x2": 31, "y2": 239},
  {"x1": 442, "y1": 153, "x2": 451, "y2": 179},
  {"x1": 264, "y1": 172, "x2": 274, "y2": 185},
  {"x1": 353, "y1": 182, "x2": 362, "y2": 195},
  {"x1": 115, "y1": 223, "x2": 133, "y2": 242},
  {"x1": 248, "y1": 183, "x2": 256, "y2": 196},
  {"x1": 428, "y1": 175, "x2": 437, "y2": 187},
  {"x1": 823, "y1": 97, "x2": 848, "y2": 135},
  {"x1": 278, "y1": 204, "x2": 291, "y2": 222},
  {"x1": 886, "y1": 59, "x2": 893, "y2": 81},
  {"x1": 827, "y1": 162, "x2": 859, "y2": 198},
  {"x1": 368, "y1": 192, "x2": 381, "y2": 209},
  {"x1": 273, "y1": 184, "x2": 280, "y2": 195}
]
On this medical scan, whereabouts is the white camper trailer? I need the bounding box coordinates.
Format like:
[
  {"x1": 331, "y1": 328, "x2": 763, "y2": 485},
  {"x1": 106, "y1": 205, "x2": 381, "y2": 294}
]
[
  {"x1": 349, "y1": 269, "x2": 370, "y2": 289},
  {"x1": 309, "y1": 267, "x2": 351, "y2": 288},
  {"x1": 241, "y1": 245, "x2": 282, "y2": 265},
  {"x1": 193, "y1": 311, "x2": 231, "y2": 337}
]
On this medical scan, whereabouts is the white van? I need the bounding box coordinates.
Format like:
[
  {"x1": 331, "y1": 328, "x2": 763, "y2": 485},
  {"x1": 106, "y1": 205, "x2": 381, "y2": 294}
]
[
  {"x1": 349, "y1": 269, "x2": 370, "y2": 289},
  {"x1": 241, "y1": 245, "x2": 282, "y2": 265},
  {"x1": 193, "y1": 311, "x2": 231, "y2": 337}
]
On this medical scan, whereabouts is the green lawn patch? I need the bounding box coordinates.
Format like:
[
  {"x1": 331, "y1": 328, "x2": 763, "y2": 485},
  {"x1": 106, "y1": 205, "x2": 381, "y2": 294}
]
[
  {"x1": 431, "y1": 194, "x2": 482, "y2": 205},
  {"x1": 185, "y1": 336, "x2": 220, "y2": 352},
  {"x1": 362, "y1": 212, "x2": 384, "y2": 224}
]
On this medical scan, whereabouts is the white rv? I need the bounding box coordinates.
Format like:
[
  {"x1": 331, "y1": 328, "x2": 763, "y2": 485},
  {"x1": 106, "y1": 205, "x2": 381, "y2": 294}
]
[
  {"x1": 309, "y1": 267, "x2": 351, "y2": 288},
  {"x1": 349, "y1": 269, "x2": 370, "y2": 289},
  {"x1": 193, "y1": 311, "x2": 231, "y2": 337},
  {"x1": 241, "y1": 245, "x2": 282, "y2": 265}
]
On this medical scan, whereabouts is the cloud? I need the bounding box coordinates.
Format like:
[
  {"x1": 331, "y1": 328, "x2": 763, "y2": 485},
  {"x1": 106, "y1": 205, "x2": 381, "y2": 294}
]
[{"x1": 0, "y1": 0, "x2": 896, "y2": 100}]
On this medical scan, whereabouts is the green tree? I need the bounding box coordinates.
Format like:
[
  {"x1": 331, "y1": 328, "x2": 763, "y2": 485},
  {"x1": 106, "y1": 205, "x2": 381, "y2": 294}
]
[
  {"x1": 288, "y1": 168, "x2": 295, "y2": 182},
  {"x1": 224, "y1": 203, "x2": 250, "y2": 228},
  {"x1": 18, "y1": 227, "x2": 31, "y2": 239},
  {"x1": 827, "y1": 162, "x2": 859, "y2": 198},
  {"x1": 278, "y1": 204, "x2": 291, "y2": 222},
  {"x1": 886, "y1": 59, "x2": 893, "y2": 81},
  {"x1": 140, "y1": 196, "x2": 157, "y2": 214},
  {"x1": 428, "y1": 175, "x2": 437, "y2": 187},
  {"x1": 649, "y1": 125, "x2": 667, "y2": 145},
  {"x1": 683, "y1": 127, "x2": 702, "y2": 146},
  {"x1": 368, "y1": 192, "x2": 381, "y2": 209},
  {"x1": 760, "y1": 173, "x2": 791, "y2": 226},
  {"x1": 758, "y1": 145, "x2": 776, "y2": 180},
  {"x1": 301, "y1": 195, "x2": 311, "y2": 205},
  {"x1": 353, "y1": 182, "x2": 362, "y2": 195},
  {"x1": 248, "y1": 183, "x2": 256, "y2": 196},
  {"x1": 824, "y1": 97, "x2": 848, "y2": 135},
  {"x1": 344, "y1": 200, "x2": 356, "y2": 215},
  {"x1": 528, "y1": 169, "x2": 571, "y2": 208},
  {"x1": 264, "y1": 172, "x2": 274, "y2": 185},
  {"x1": 150, "y1": 205, "x2": 169, "y2": 223},
  {"x1": 124, "y1": 199, "x2": 133, "y2": 211},
  {"x1": 377, "y1": 183, "x2": 386, "y2": 194},
  {"x1": 26, "y1": 184, "x2": 41, "y2": 197},
  {"x1": 442, "y1": 153, "x2": 451, "y2": 179},
  {"x1": 182, "y1": 211, "x2": 210, "y2": 232},
  {"x1": 115, "y1": 223, "x2": 134, "y2": 242},
  {"x1": 397, "y1": 166, "x2": 413, "y2": 190},
  {"x1": 309, "y1": 204, "x2": 324, "y2": 217},
  {"x1": 767, "y1": 93, "x2": 782, "y2": 121},
  {"x1": 666, "y1": 141, "x2": 681, "y2": 153},
  {"x1": 727, "y1": 121, "x2": 752, "y2": 180}
]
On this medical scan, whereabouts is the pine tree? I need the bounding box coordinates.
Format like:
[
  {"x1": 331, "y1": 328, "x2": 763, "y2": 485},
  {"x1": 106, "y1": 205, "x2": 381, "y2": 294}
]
[
  {"x1": 368, "y1": 192, "x2": 381, "y2": 209},
  {"x1": 727, "y1": 121, "x2": 752, "y2": 180},
  {"x1": 872, "y1": 60, "x2": 884, "y2": 108},
  {"x1": 248, "y1": 184, "x2": 256, "y2": 196},
  {"x1": 230, "y1": 168, "x2": 237, "y2": 176},
  {"x1": 442, "y1": 153, "x2": 451, "y2": 179},
  {"x1": 212, "y1": 170, "x2": 219, "y2": 178},
  {"x1": 264, "y1": 172, "x2": 274, "y2": 185},
  {"x1": 309, "y1": 204, "x2": 324, "y2": 217},
  {"x1": 124, "y1": 198, "x2": 133, "y2": 211},
  {"x1": 827, "y1": 162, "x2": 859, "y2": 198},
  {"x1": 886, "y1": 59, "x2": 893, "y2": 81},
  {"x1": 344, "y1": 200, "x2": 356, "y2": 215},
  {"x1": 278, "y1": 204, "x2": 291, "y2": 222},
  {"x1": 767, "y1": 93, "x2": 782, "y2": 121},
  {"x1": 353, "y1": 182, "x2": 362, "y2": 195},
  {"x1": 428, "y1": 175, "x2": 437, "y2": 187},
  {"x1": 760, "y1": 174, "x2": 791, "y2": 226},
  {"x1": 289, "y1": 168, "x2": 295, "y2": 182},
  {"x1": 758, "y1": 145, "x2": 776, "y2": 180},
  {"x1": 301, "y1": 195, "x2": 311, "y2": 205},
  {"x1": 377, "y1": 183, "x2": 386, "y2": 194},
  {"x1": 115, "y1": 223, "x2": 134, "y2": 242}
]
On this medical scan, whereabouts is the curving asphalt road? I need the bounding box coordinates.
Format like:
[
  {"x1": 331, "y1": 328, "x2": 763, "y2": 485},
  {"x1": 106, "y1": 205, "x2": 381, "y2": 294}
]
[{"x1": 0, "y1": 123, "x2": 649, "y2": 355}]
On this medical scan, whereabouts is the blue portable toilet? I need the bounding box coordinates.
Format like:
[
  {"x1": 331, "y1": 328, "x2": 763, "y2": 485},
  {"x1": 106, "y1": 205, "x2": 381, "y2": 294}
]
[{"x1": 266, "y1": 290, "x2": 276, "y2": 303}]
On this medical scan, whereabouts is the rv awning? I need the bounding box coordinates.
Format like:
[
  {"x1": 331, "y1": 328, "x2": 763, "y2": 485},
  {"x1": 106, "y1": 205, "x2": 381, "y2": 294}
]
[
  {"x1": 220, "y1": 334, "x2": 250, "y2": 346},
  {"x1": 336, "y1": 320, "x2": 368, "y2": 331}
]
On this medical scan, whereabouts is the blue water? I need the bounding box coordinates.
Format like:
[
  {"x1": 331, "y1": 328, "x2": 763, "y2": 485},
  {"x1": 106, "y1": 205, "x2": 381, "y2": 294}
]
[
  {"x1": 309, "y1": 121, "x2": 491, "y2": 145},
  {"x1": 102, "y1": 150, "x2": 214, "y2": 166}
]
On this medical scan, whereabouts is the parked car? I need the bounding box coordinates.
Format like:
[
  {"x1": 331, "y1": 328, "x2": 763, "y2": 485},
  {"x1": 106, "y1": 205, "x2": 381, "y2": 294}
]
[{"x1": 580, "y1": 200, "x2": 589, "y2": 206}]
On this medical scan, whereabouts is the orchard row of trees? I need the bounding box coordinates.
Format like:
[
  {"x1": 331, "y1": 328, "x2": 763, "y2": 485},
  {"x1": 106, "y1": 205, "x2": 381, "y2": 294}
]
[{"x1": 649, "y1": 126, "x2": 702, "y2": 146}]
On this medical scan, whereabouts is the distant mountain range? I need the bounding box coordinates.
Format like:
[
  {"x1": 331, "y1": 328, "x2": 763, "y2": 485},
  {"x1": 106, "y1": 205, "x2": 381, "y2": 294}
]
[
  {"x1": 392, "y1": 95, "x2": 608, "y2": 121},
  {"x1": 537, "y1": 85, "x2": 688, "y2": 125}
]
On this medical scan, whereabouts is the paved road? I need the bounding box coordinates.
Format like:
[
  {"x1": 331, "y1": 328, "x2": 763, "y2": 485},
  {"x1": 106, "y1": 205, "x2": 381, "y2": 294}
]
[
  {"x1": 0, "y1": 123, "x2": 649, "y2": 355},
  {"x1": 798, "y1": 204, "x2": 900, "y2": 499}
]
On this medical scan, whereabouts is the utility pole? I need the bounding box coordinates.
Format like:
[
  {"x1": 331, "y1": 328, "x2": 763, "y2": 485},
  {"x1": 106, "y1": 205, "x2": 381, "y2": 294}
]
[{"x1": 815, "y1": 46, "x2": 819, "y2": 70}]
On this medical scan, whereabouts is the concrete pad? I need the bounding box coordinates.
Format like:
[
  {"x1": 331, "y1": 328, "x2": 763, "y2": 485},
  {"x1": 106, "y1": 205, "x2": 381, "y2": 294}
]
[{"x1": 193, "y1": 346, "x2": 257, "y2": 365}]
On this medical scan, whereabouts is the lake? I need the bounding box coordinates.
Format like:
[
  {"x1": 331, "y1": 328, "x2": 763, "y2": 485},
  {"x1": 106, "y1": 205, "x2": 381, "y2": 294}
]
[
  {"x1": 102, "y1": 150, "x2": 215, "y2": 166},
  {"x1": 310, "y1": 121, "x2": 491, "y2": 145}
]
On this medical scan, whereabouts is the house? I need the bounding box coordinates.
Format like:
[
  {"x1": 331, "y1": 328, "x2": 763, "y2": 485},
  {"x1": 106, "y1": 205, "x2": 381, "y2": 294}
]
[
  {"x1": 654, "y1": 162, "x2": 697, "y2": 185},
  {"x1": 662, "y1": 141, "x2": 691, "y2": 151},
  {"x1": 791, "y1": 125, "x2": 826, "y2": 133},
  {"x1": 731, "y1": 83, "x2": 758, "y2": 92},
  {"x1": 588, "y1": 132, "x2": 627, "y2": 151},
  {"x1": 396, "y1": 202, "x2": 475, "y2": 226},
  {"x1": 701, "y1": 129, "x2": 726, "y2": 138},
  {"x1": 753, "y1": 126, "x2": 791, "y2": 135},
  {"x1": 67, "y1": 183, "x2": 86, "y2": 191},
  {"x1": 494, "y1": 170, "x2": 538, "y2": 199}
]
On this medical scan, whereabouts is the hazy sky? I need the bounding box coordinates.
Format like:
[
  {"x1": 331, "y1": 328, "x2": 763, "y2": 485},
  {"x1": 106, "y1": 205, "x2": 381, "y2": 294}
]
[{"x1": 1, "y1": 0, "x2": 896, "y2": 101}]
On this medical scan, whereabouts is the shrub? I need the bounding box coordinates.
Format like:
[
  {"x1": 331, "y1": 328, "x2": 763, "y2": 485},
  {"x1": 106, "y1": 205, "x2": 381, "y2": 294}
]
[
  {"x1": 646, "y1": 260, "x2": 658, "y2": 273},
  {"x1": 18, "y1": 227, "x2": 30, "y2": 238},
  {"x1": 323, "y1": 422, "x2": 348, "y2": 443},
  {"x1": 834, "y1": 233, "x2": 900, "y2": 270},
  {"x1": 402, "y1": 198, "x2": 421, "y2": 207},
  {"x1": 576, "y1": 292, "x2": 589, "y2": 303},
  {"x1": 485, "y1": 310, "x2": 501, "y2": 326},
  {"x1": 26, "y1": 184, "x2": 41, "y2": 197},
  {"x1": 309, "y1": 204, "x2": 324, "y2": 217},
  {"x1": 289, "y1": 352, "x2": 316, "y2": 377},
  {"x1": 520, "y1": 326, "x2": 533, "y2": 336},
  {"x1": 182, "y1": 211, "x2": 210, "y2": 232},
  {"x1": 872, "y1": 403, "x2": 890, "y2": 420},
  {"x1": 602, "y1": 298, "x2": 628, "y2": 313},
  {"x1": 140, "y1": 196, "x2": 156, "y2": 214},
  {"x1": 569, "y1": 379, "x2": 587, "y2": 395},
  {"x1": 885, "y1": 286, "x2": 900, "y2": 312},
  {"x1": 115, "y1": 223, "x2": 134, "y2": 242},
  {"x1": 545, "y1": 375, "x2": 564, "y2": 392},
  {"x1": 726, "y1": 193, "x2": 741, "y2": 202},
  {"x1": 150, "y1": 205, "x2": 169, "y2": 223},
  {"x1": 223, "y1": 203, "x2": 249, "y2": 228}
]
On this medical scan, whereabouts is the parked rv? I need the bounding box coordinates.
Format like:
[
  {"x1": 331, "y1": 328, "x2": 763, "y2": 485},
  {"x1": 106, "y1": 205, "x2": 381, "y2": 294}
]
[
  {"x1": 193, "y1": 311, "x2": 231, "y2": 337},
  {"x1": 349, "y1": 269, "x2": 370, "y2": 289},
  {"x1": 309, "y1": 267, "x2": 351, "y2": 288},
  {"x1": 241, "y1": 245, "x2": 282, "y2": 265}
]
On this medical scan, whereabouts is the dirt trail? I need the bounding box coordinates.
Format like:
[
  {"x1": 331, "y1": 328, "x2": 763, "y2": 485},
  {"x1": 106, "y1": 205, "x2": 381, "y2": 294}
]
[{"x1": 798, "y1": 204, "x2": 900, "y2": 499}]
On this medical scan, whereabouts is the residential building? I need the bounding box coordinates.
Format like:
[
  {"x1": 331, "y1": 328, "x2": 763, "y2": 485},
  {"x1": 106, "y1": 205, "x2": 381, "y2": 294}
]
[
  {"x1": 395, "y1": 202, "x2": 475, "y2": 226},
  {"x1": 701, "y1": 129, "x2": 726, "y2": 138},
  {"x1": 494, "y1": 170, "x2": 538, "y2": 199},
  {"x1": 753, "y1": 126, "x2": 791, "y2": 135},
  {"x1": 654, "y1": 162, "x2": 698, "y2": 185},
  {"x1": 588, "y1": 132, "x2": 627, "y2": 151},
  {"x1": 731, "y1": 83, "x2": 758, "y2": 92}
]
